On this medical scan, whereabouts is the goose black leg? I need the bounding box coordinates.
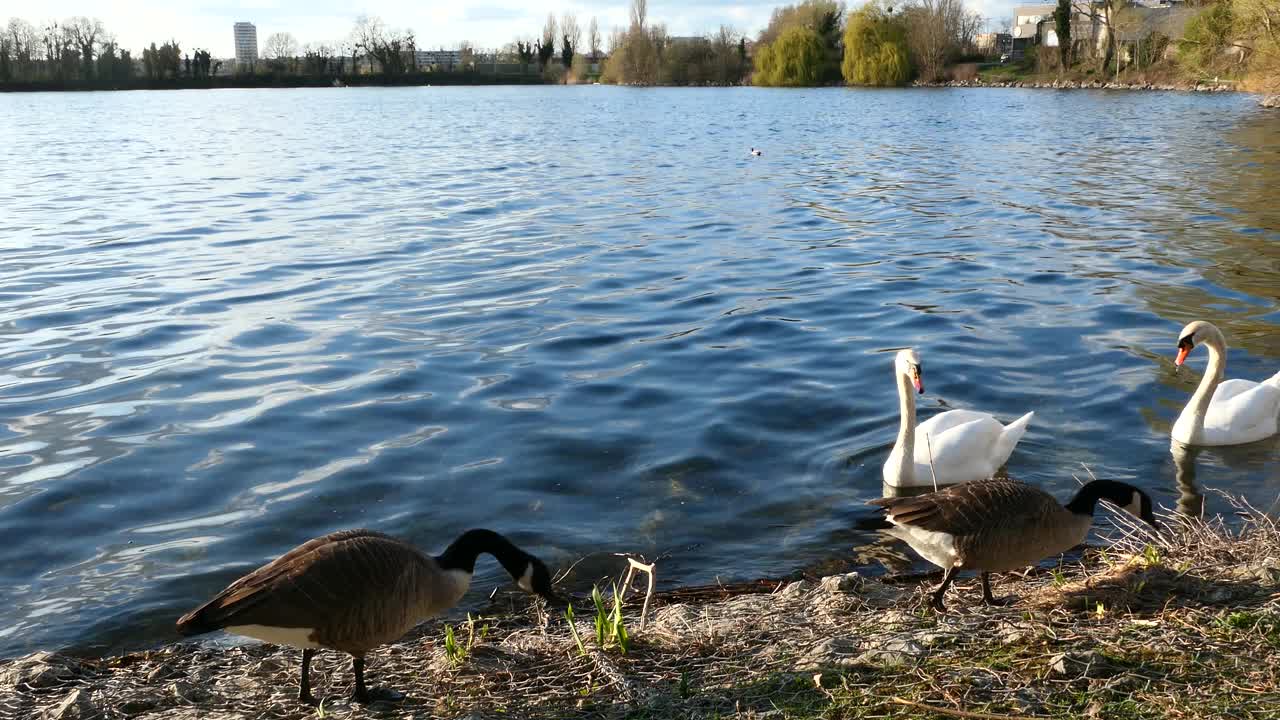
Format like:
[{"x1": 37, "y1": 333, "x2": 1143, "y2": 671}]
[
  {"x1": 931, "y1": 567, "x2": 958, "y2": 612},
  {"x1": 299, "y1": 649, "x2": 317, "y2": 705},
  {"x1": 351, "y1": 657, "x2": 404, "y2": 704},
  {"x1": 981, "y1": 572, "x2": 1014, "y2": 606},
  {"x1": 352, "y1": 656, "x2": 369, "y2": 704}
]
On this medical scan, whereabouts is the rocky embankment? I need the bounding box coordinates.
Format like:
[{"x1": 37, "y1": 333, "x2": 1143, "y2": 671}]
[
  {"x1": 917, "y1": 78, "x2": 1242, "y2": 92},
  {"x1": 4, "y1": 508, "x2": 1280, "y2": 719}
]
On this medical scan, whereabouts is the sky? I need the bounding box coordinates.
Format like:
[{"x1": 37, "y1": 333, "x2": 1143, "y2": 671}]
[{"x1": 13, "y1": 0, "x2": 1019, "y2": 57}]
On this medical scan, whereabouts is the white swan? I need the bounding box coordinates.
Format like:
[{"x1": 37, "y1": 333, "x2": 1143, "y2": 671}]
[
  {"x1": 883, "y1": 348, "x2": 1034, "y2": 488},
  {"x1": 1171, "y1": 320, "x2": 1280, "y2": 446}
]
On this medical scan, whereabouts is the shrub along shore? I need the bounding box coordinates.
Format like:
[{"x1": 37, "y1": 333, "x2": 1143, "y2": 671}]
[{"x1": 3, "y1": 500, "x2": 1279, "y2": 720}]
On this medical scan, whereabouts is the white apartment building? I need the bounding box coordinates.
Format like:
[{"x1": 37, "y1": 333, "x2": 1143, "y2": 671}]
[{"x1": 233, "y1": 22, "x2": 258, "y2": 68}]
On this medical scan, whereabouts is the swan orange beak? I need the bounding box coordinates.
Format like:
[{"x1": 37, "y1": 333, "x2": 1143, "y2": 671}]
[
  {"x1": 1174, "y1": 346, "x2": 1190, "y2": 366},
  {"x1": 912, "y1": 375, "x2": 924, "y2": 394}
]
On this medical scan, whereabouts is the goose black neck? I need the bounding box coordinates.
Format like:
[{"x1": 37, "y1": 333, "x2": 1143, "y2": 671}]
[
  {"x1": 436, "y1": 528, "x2": 529, "y2": 578},
  {"x1": 1064, "y1": 480, "x2": 1137, "y2": 516}
]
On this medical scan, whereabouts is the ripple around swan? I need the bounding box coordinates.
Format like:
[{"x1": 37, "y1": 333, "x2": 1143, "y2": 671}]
[{"x1": 0, "y1": 86, "x2": 1278, "y2": 658}]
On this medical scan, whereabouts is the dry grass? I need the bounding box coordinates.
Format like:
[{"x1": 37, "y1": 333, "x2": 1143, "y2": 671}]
[{"x1": 4, "y1": 496, "x2": 1279, "y2": 720}]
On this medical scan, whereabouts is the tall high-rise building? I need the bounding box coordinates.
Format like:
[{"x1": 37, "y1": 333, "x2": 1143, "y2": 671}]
[{"x1": 233, "y1": 22, "x2": 258, "y2": 68}]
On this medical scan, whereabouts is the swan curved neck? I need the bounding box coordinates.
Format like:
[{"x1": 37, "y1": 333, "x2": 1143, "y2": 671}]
[
  {"x1": 893, "y1": 370, "x2": 916, "y2": 480},
  {"x1": 1183, "y1": 336, "x2": 1226, "y2": 440}
]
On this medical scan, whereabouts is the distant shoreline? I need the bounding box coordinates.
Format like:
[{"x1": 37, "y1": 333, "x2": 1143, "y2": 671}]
[
  {"x1": 4, "y1": 78, "x2": 1264, "y2": 96},
  {"x1": 913, "y1": 78, "x2": 1246, "y2": 93}
]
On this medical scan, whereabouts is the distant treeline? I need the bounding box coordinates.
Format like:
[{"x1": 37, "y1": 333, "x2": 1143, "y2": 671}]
[
  {"x1": 6, "y1": 0, "x2": 1276, "y2": 93},
  {"x1": 0, "y1": 14, "x2": 552, "y2": 92},
  {"x1": 0, "y1": 72, "x2": 546, "y2": 92}
]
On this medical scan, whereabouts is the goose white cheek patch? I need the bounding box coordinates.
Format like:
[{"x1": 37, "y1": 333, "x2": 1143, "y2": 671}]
[
  {"x1": 518, "y1": 564, "x2": 533, "y2": 592},
  {"x1": 1123, "y1": 495, "x2": 1144, "y2": 519}
]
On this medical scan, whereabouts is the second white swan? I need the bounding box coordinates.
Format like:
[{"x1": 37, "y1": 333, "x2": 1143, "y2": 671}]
[
  {"x1": 883, "y1": 348, "x2": 1034, "y2": 488},
  {"x1": 1171, "y1": 320, "x2": 1280, "y2": 446}
]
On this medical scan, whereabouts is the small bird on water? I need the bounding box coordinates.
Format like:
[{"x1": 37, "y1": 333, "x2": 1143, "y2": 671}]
[
  {"x1": 750, "y1": 147, "x2": 762, "y2": 156},
  {"x1": 176, "y1": 528, "x2": 557, "y2": 705},
  {"x1": 868, "y1": 479, "x2": 1158, "y2": 611}
]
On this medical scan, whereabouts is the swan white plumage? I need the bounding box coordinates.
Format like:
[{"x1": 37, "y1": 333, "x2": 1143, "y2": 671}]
[
  {"x1": 883, "y1": 348, "x2": 1034, "y2": 488},
  {"x1": 1171, "y1": 320, "x2": 1280, "y2": 446}
]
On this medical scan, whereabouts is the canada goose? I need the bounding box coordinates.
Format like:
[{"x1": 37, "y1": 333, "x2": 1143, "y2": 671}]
[
  {"x1": 883, "y1": 348, "x2": 1034, "y2": 488},
  {"x1": 750, "y1": 147, "x2": 762, "y2": 156},
  {"x1": 868, "y1": 479, "x2": 1157, "y2": 611},
  {"x1": 1171, "y1": 320, "x2": 1280, "y2": 446},
  {"x1": 176, "y1": 528, "x2": 557, "y2": 704}
]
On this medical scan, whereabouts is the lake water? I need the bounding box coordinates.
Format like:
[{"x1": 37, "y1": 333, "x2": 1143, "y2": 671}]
[{"x1": 1, "y1": 86, "x2": 1278, "y2": 659}]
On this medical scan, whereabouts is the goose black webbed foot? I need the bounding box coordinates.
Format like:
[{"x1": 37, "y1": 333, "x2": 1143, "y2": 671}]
[
  {"x1": 351, "y1": 657, "x2": 405, "y2": 704},
  {"x1": 980, "y1": 573, "x2": 1016, "y2": 606},
  {"x1": 353, "y1": 687, "x2": 405, "y2": 704}
]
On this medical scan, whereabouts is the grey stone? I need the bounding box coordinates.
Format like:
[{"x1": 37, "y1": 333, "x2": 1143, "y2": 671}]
[
  {"x1": 795, "y1": 637, "x2": 861, "y2": 671},
  {"x1": 996, "y1": 624, "x2": 1034, "y2": 646},
  {"x1": 1205, "y1": 586, "x2": 1233, "y2": 603},
  {"x1": 818, "y1": 572, "x2": 907, "y2": 607},
  {"x1": 912, "y1": 630, "x2": 950, "y2": 648},
  {"x1": 779, "y1": 580, "x2": 809, "y2": 597},
  {"x1": 1047, "y1": 650, "x2": 1109, "y2": 678},
  {"x1": 819, "y1": 572, "x2": 865, "y2": 594},
  {"x1": 1261, "y1": 95, "x2": 1280, "y2": 109},
  {"x1": 1, "y1": 652, "x2": 84, "y2": 690},
  {"x1": 44, "y1": 688, "x2": 99, "y2": 720},
  {"x1": 856, "y1": 637, "x2": 924, "y2": 667}
]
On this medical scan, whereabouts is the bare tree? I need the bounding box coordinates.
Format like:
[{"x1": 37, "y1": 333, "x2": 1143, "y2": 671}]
[
  {"x1": 542, "y1": 13, "x2": 558, "y2": 51},
  {"x1": 42, "y1": 22, "x2": 78, "y2": 82},
  {"x1": 7, "y1": 18, "x2": 39, "y2": 81},
  {"x1": 901, "y1": 0, "x2": 983, "y2": 81},
  {"x1": 712, "y1": 25, "x2": 746, "y2": 84},
  {"x1": 537, "y1": 14, "x2": 557, "y2": 71},
  {"x1": 1073, "y1": 0, "x2": 1121, "y2": 68},
  {"x1": 351, "y1": 14, "x2": 385, "y2": 73},
  {"x1": 588, "y1": 17, "x2": 601, "y2": 61},
  {"x1": 351, "y1": 14, "x2": 410, "y2": 75},
  {"x1": 263, "y1": 31, "x2": 299, "y2": 71},
  {"x1": 562, "y1": 13, "x2": 582, "y2": 56},
  {"x1": 66, "y1": 16, "x2": 102, "y2": 79},
  {"x1": 631, "y1": 0, "x2": 648, "y2": 30}
]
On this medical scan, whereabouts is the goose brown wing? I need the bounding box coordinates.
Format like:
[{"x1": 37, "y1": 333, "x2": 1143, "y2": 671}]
[
  {"x1": 868, "y1": 481, "x2": 1056, "y2": 535},
  {"x1": 176, "y1": 529, "x2": 423, "y2": 634}
]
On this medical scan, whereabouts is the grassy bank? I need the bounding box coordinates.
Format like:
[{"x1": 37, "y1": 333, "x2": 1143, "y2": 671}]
[{"x1": 3, "y1": 499, "x2": 1278, "y2": 719}]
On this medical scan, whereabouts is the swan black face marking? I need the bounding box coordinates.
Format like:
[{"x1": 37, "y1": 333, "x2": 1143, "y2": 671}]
[{"x1": 1175, "y1": 335, "x2": 1194, "y2": 366}]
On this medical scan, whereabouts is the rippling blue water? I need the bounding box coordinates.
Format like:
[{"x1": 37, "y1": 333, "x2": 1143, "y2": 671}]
[{"x1": 1, "y1": 86, "x2": 1277, "y2": 658}]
